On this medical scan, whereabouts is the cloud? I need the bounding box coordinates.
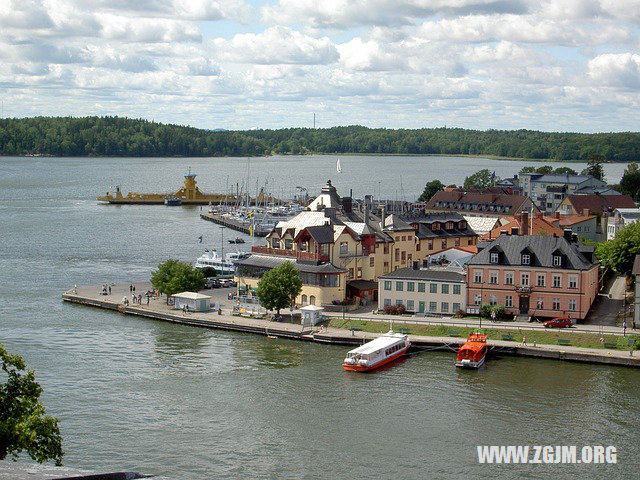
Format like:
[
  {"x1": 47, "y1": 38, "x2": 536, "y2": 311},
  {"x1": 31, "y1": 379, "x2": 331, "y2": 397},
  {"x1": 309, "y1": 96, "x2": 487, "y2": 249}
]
[
  {"x1": 338, "y1": 38, "x2": 407, "y2": 71},
  {"x1": 98, "y1": 14, "x2": 202, "y2": 43},
  {"x1": 587, "y1": 53, "x2": 640, "y2": 89},
  {"x1": 211, "y1": 27, "x2": 339, "y2": 65}
]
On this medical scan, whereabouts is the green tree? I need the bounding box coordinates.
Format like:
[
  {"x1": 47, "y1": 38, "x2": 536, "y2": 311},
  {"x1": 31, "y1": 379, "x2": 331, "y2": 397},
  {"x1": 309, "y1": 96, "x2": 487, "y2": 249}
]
[
  {"x1": 581, "y1": 154, "x2": 605, "y2": 181},
  {"x1": 463, "y1": 169, "x2": 496, "y2": 189},
  {"x1": 535, "y1": 165, "x2": 553, "y2": 174},
  {"x1": 256, "y1": 262, "x2": 303, "y2": 314},
  {"x1": 0, "y1": 344, "x2": 63, "y2": 465},
  {"x1": 595, "y1": 222, "x2": 640, "y2": 276},
  {"x1": 418, "y1": 179, "x2": 445, "y2": 201},
  {"x1": 619, "y1": 162, "x2": 640, "y2": 201},
  {"x1": 519, "y1": 166, "x2": 536, "y2": 174},
  {"x1": 150, "y1": 259, "x2": 205, "y2": 299}
]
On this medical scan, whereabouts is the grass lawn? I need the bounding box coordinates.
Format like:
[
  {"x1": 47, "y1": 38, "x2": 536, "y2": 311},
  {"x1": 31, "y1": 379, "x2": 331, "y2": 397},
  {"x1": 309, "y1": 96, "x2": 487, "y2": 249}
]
[{"x1": 328, "y1": 318, "x2": 639, "y2": 350}]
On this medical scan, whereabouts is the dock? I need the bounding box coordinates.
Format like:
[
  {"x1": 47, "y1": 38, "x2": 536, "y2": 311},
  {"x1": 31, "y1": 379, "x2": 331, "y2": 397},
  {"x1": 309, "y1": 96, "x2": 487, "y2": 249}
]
[
  {"x1": 62, "y1": 283, "x2": 640, "y2": 368},
  {"x1": 200, "y1": 212, "x2": 269, "y2": 236}
]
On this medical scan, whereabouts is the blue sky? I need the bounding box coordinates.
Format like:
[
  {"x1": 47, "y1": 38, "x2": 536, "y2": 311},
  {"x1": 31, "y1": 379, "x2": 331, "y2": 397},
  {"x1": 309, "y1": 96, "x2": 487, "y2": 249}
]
[{"x1": 1, "y1": 0, "x2": 639, "y2": 133}]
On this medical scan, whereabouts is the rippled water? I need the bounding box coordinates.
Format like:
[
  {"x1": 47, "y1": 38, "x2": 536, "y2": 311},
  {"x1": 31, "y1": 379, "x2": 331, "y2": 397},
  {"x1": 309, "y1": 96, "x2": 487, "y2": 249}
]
[{"x1": 0, "y1": 156, "x2": 638, "y2": 479}]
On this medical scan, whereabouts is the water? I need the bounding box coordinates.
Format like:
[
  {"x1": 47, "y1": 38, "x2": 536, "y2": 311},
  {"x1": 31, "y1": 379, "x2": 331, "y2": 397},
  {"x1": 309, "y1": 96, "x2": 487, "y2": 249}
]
[{"x1": 0, "y1": 156, "x2": 638, "y2": 479}]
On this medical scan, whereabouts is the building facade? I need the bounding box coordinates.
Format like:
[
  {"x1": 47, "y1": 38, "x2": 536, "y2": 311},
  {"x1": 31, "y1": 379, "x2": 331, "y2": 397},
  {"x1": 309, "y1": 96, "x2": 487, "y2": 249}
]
[
  {"x1": 519, "y1": 173, "x2": 607, "y2": 213},
  {"x1": 466, "y1": 233, "x2": 599, "y2": 321},
  {"x1": 606, "y1": 208, "x2": 640, "y2": 240},
  {"x1": 378, "y1": 266, "x2": 466, "y2": 315}
]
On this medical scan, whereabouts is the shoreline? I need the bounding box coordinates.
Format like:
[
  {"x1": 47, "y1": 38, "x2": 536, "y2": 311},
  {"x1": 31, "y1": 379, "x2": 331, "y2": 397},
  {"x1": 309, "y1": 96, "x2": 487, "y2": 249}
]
[{"x1": 62, "y1": 284, "x2": 640, "y2": 369}]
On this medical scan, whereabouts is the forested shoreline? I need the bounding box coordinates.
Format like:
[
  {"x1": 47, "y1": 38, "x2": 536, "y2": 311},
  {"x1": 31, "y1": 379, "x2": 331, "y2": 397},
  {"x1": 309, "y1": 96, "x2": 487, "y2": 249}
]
[{"x1": 1, "y1": 116, "x2": 639, "y2": 161}]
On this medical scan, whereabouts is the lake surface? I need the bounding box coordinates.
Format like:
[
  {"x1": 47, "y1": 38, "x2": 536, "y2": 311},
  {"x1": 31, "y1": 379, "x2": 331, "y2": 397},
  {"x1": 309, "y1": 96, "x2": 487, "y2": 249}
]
[{"x1": 0, "y1": 156, "x2": 638, "y2": 479}]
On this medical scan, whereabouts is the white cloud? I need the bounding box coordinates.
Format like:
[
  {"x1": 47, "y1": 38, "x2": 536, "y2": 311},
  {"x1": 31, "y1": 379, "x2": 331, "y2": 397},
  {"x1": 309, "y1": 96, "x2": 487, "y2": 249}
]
[
  {"x1": 211, "y1": 27, "x2": 339, "y2": 65},
  {"x1": 338, "y1": 38, "x2": 407, "y2": 71},
  {"x1": 587, "y1": 53, "x2": 640, "y2": 89}
]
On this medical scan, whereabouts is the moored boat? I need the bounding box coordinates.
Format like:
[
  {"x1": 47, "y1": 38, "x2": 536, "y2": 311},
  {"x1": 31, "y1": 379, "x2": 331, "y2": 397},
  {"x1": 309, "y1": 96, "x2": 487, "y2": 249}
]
[
  {"x1": 194, "y1": 249, "x2": 249, "y2": 275},
  {"x1": 455, "y1": 332, "x2": 487, "y2": 368},
  {"x1": 164, "y1": 196, "x2": 182, "y2": 206},
  {"x1": 228, "y1": 237, "x2": 245, "y2": 244},
  {"x1": 342, "y1": 330, "x2": 410, "y2": 372}
]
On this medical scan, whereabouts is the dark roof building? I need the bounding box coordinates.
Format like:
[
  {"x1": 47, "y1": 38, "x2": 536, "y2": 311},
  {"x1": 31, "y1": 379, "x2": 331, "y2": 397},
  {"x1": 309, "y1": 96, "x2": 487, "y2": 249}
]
[
  {"x1": 401, "y1": 212, "x2": 476, "y2": 239},
  {"x1": 424, "y1": 190, "x2": 535, "y2": 218},
  {"x1": 559, "y1": 194, "x2": 636, "y2": 215},
  {"x1": 468, "y1": 233, "x2": 597, "y2": 270}
]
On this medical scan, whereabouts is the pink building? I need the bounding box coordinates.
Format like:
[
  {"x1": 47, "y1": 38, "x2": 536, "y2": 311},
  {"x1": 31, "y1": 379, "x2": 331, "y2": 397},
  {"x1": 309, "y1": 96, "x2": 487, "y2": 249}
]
[{"x1": 466, "y1": 231, "x2": 600, "y2": 321}]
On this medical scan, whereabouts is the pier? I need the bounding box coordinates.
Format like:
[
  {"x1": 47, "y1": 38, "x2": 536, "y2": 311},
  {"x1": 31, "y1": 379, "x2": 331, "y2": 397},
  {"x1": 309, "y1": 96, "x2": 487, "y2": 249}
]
[
  {"x1": 200, "y1": 212, "x2": 269, "y2": 236},
  {"x1": 62, "y1": 283, "x2": 640, "y2": 368}
]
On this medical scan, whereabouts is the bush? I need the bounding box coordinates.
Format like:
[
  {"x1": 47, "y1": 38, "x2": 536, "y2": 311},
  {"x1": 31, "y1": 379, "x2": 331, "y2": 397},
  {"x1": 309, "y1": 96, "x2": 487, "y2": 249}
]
[
  {"x1": 480, "y1": 304, "x2": 493, "y2": 318},
  {"x1": 492, "y1": 304, "x2": 506, "y2": 319},
  {"x1": 384, "y1": 305, "x2": 397, "y2": 314},
  {"x1": 396, "y1": 304, "x2": 406, "y2": 314},
  {"x1": 453, "y1": 309, "x2": 465, "y2": 318}
]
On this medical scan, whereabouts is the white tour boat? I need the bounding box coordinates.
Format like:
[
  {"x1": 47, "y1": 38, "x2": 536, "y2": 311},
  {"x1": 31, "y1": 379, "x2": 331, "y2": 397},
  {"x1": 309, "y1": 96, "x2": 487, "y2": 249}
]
[
  {"x1": 194, "y1": 250, "x2": 249, "y2": 275},
  {"x1": 342, "y1": 330, "x2": 410, "y2": 372}
]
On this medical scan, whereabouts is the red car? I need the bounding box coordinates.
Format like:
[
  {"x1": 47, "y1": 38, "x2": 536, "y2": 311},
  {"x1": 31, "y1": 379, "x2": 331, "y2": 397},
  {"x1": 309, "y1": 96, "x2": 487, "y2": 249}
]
[{"x1": 543, "y1": 317, "x2": 573, "y2": 328}]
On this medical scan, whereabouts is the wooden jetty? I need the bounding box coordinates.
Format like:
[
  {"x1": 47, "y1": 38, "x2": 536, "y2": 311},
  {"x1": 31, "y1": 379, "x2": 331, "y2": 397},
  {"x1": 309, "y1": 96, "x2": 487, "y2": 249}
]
[{"x1": 200, "y1": 212, "x2": 270, "y2": 236}]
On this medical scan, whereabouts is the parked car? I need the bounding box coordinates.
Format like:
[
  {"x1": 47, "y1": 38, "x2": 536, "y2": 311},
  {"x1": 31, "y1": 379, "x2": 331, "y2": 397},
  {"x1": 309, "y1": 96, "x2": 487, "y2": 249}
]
[
  {"x1": 204, "y1": 278, "x2": 220, "y2": 289},
  {"x1": 543, "y1": 317, "x2": 573, "y2": 328}
]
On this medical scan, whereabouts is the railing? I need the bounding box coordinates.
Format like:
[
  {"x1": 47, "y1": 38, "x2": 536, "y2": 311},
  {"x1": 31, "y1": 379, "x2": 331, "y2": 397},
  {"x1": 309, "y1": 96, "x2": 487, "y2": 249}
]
[
  {"x1": 516, "y1": 285, "x2": 532, "y2": 293},
  {"x1": 251, "y1": 245, "x2": 329, "y2": 262}
]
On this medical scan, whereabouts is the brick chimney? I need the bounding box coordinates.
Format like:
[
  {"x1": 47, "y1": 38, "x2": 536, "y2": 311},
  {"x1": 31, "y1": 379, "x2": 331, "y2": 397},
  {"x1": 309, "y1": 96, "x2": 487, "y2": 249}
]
[{"x1": 519, "y1": 212, "x2": 529, "y2": 235}]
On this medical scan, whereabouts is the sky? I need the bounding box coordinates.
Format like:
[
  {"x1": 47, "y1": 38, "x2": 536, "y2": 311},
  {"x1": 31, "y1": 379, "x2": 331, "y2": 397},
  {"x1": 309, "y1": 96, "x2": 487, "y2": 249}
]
[{"x1": 1, "y1": 0, "x2": 639, "y2": 132}]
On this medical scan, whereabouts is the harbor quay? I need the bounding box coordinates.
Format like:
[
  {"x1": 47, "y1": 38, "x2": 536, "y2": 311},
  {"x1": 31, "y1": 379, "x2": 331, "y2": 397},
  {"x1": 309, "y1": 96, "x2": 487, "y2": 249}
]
[{"x1": 63, "y1": 283, "x2": 640, "y2": 368}]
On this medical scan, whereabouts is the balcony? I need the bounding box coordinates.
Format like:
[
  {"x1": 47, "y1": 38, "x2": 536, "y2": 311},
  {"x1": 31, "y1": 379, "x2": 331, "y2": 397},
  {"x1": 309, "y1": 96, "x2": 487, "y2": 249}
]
[
  {"x1": 251, "y1": 245, "x2": 330, "y2": 263},
  {"x1": 516, "y1": 285, "x2": 532, "y2": 294}
]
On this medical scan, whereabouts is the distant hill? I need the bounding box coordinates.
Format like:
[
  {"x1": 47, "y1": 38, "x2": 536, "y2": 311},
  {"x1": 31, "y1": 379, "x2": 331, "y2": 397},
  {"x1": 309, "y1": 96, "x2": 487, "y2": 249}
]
[{"x1": 0, "y1": 116, "x2": 638, "y2": 161}]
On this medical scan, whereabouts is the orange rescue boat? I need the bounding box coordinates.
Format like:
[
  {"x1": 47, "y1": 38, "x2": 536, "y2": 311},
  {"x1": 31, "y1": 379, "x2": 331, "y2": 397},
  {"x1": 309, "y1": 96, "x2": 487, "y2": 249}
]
[{"x1": 455, "y1": 332, "x2": 487, "y2": 368}]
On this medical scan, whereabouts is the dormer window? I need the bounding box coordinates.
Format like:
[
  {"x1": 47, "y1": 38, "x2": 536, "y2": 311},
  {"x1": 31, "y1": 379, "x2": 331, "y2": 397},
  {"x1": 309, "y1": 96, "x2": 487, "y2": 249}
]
[
  {"x1": 521, "y1": 254, "x2": 530, "y2": 265},
  {"x1": 446, "y1": 222, "x2": 454, "y2": 230},
  {"x1": 553, "y1": 255, "x2": 562, "y2": 267},
  {"x1": 490, "y1": 252, "x2": 499, "y2": 264},
  {"x1": 432, "y1": 222, "x2": 440, "y2": 230},
  {"x1": 459, "y1": 221, "x2": 466, "y2": 229}
]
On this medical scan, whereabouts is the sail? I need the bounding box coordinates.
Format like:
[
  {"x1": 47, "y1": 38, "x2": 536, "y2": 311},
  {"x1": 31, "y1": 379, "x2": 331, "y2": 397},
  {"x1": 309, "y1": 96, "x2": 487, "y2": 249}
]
[{"x1": 336, "y1": 158, "x2": 342, "y2": 174}]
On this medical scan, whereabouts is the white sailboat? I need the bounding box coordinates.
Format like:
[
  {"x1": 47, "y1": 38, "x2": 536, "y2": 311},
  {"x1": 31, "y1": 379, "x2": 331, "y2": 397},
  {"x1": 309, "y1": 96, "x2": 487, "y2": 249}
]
[{"x1": 336, "y1": 158, "x2": 342, "y2": 174}]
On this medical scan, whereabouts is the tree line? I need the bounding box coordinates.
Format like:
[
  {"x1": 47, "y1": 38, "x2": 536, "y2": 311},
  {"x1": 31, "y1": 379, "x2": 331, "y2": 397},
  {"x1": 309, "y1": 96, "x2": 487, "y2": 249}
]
[{"x1": 1, "y1": 116, "x2": 640, "y2": 161}]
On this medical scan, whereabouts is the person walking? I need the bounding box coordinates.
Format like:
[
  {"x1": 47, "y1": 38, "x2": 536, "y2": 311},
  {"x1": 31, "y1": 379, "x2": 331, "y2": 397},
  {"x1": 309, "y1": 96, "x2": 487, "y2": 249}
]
[
  {"x1": 623, "y1": 320, "x2": 627, "y2": 337},
  {"x1": 108, "y1": 285, "x2": 111, "y2": 295},
  {"x1": 491, "y1": 311, "x2": 496, "y2": 323},
  {"x1": 129, "y1": 284, "x2": 132, "y2": 293},
  {"x1": 521, "y1": 335, "x2": 527, "y2": 346}
]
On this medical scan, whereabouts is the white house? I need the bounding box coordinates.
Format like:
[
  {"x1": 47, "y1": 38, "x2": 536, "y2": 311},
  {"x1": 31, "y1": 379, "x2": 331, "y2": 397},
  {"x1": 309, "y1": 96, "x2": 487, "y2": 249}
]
[
  {"x1": 172, "y1": 292, "x2": 211, "y2": 312},
  {"x1": 607, "y1": 208, "x2": 640, "y2": 240},
  {"x1": 378, "y1": 265, "x2": 466, "y2": 315}
]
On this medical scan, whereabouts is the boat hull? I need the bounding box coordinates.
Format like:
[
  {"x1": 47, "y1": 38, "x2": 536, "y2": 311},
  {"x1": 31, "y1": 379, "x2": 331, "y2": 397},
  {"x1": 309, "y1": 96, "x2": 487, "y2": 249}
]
[
  {"x1": 455, "y1": 355, "x2": 486, "y2": 369},
  {"x1": 342, "y1": 345, "x2": 410, "y2": 372}
]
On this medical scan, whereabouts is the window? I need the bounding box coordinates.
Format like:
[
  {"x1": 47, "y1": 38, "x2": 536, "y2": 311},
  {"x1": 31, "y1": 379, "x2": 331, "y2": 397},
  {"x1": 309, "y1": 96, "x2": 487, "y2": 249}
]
[
  {"x1": 321, "y1": 244, "x2": 329, "y2": 256},
  {"x1": 299, "y1": 242, "x2": 307, "y2": 252},
  {"x1": 442, "y1": 284, "x2": 449, "y2": 294},
  {"x1": 452, "y1": 302, "x2": 461, "y2": 312},
  {"x1": 418, "y1": 283, "x2": 425, "y2": 293},
  {"x1": 348, "y1": 268, "x2": 354, "y2": 279},
  {"x1": 474, "y1": 294, "x2": 481, "y2": 305},
  {"x1": 489, "y1": 272, "x2": 498, "y2": 284},
  {"x1": 430, "y1": 283, "x2": 438, "y2": 293},
  {"x1": 285, "y1": 239, "x2": 293, "y2": 249},
  {"x1": 384, "y1": 244, "x2": 389, "y2": 254},
  {"x1": 521, "y1": 254, "x2": 530, "y2": 265},
  {"x1": 301, "y1": 294, "x2": 307, "y2": 305},
  {"x1": 490, "y1": 252, "x2": 499, "y2": 263},
  {"x1": 568, "y1": 299, "x2": 576, "y2": 311},
  {"x1": 401, "y1": 251, "x2": 406, "y2": 263},
  {"x1": 441, "y1": 239, "x2": 447, "y2": 249},
  {"x1": 455, "y1": 237, "x2": 461, "y2": 247},
  {"x1": 553, "y1": 255, "x2": 562, "y2": 267},
  {"x1": 310, "y1": 295, "x2": 316, "y2": 305},
  {"x1": 402, "y1": 235, "x2": 406, "y2": 241},
  {"x1": 505, "y1": 295, "x2": 513, "y2": 307},
  {"x1": 427, "y1": 240, "x2": 433, "y2": 250},
  {"x1": 384, "y1": 299, "x2": 391, "y2": 306},
  {"x1": 416, "y1": 242, "x2": 421, "y2": 251},
  {"x1": 340, "y1": 242, "x2": 348, "y2": 255},
  {"x1": 453, "y1": 284, "x2": 461, "y2": 295},
  {"x1": 536, "y1": 298, "x2": 544, "y2": 309},
  {"x1": 271, "y1": 238, "x2": 280, "y2": 249},
  {"x1": 521, "y1": 273, "x2": 530, "y2": 286},
  {"x1": 489, "y1": 295, "x2": 497, "y2": 306},
  {"x1": 474, "y1": 270, "x2": 483, "y2": 283},
  {"x1": 429, "y1": 301, "x2": 437, "y2": 312},
  {"x1": 395, "y1": 249, "x2": 400, "y2": 262},
  {"x1": 370, "y1": 257, "x2": 375, "y2": 267},
  {"x1": 407, "y1": 300, "x2": 414, "y2": 311},
  {"x1": 569, "y1": 275, "x2": 577, "y2": 289},
  {"x1": 407, "y1": 282, "x2": 415, "y2": 292},
  {"x1": 396, "y1": 299, "x2": 403, "y2": 306},
  {"x1": 552, "y1": 298, "x2": 560, "y2": 310},
  {"x1": 441, "y1": 302, "x2": 449, "y2": 312},
  {"x1": 537, "y1": 274, "x2": 545, "y2": 287},
  {"x1": 552, "y1": 274, "x2": 561, "y2": 288},
  {"x1": 505, "y1": 272, "x2": 514, "y2": 285},
  {"x1": 584, "y1": 226, "x2": 590, "y2": 233},
  {"x1": 384, "y1": 261, "x2": 389, "y2": 273},
  {"x1": 396, "y1": 281, "x2": 403, "y2": 291},
  {"x1": 357, "y1": 267, "x2": 362, "y2": 278},
  {"x1": 384, "y1": 281, "x2": 392, "y2": 290}
]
